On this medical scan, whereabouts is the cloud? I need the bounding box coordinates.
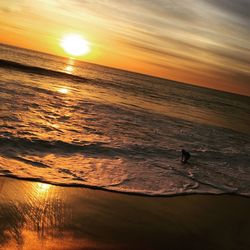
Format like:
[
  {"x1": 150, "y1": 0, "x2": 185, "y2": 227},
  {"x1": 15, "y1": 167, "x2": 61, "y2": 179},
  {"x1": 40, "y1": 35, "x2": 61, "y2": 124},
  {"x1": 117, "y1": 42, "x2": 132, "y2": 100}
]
[
  {"x1": 207, "y1": 0, "x2": 250, "y2": 21},
  {"x1": 0, "y1": 0, "x2": 25, "y2": 13}
]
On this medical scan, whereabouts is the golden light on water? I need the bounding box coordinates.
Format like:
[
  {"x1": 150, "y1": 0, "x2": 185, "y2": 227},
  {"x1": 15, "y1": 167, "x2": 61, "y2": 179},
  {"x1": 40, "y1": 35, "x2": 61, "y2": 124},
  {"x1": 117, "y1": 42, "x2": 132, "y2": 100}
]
[
  {"x1": 58, "y1": 87, "x2": 69, "y2": 94},
  {"x1": 65, "y1": 65, "x2": 74, "y2": 73},
  {"x1": 60, "y1": 34, "x2": 91, "y2": 56},
  {"x1": 64, "y1": 58, "x2": 75, "y2": 73}
]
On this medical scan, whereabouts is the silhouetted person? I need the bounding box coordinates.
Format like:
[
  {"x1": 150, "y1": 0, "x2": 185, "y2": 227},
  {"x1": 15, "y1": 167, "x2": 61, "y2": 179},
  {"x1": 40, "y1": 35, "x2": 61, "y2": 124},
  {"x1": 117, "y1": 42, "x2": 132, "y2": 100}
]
[{"x1": 181, "y1": 149, "x2": 191, "y2": 163}]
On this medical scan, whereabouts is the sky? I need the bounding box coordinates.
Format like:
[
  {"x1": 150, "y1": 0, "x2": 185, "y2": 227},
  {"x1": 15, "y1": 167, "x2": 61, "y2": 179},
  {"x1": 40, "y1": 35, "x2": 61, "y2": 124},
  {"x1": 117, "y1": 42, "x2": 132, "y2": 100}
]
[{"x1": 0, "y1": 0, "x2": 249, "y2": 95}]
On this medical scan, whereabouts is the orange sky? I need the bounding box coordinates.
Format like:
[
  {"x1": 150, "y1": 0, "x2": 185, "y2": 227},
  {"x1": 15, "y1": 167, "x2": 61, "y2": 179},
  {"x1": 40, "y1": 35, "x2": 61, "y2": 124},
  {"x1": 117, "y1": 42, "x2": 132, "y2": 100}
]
[{"x1": 0, "y1": 0, "x2": 249, "y2": 95}]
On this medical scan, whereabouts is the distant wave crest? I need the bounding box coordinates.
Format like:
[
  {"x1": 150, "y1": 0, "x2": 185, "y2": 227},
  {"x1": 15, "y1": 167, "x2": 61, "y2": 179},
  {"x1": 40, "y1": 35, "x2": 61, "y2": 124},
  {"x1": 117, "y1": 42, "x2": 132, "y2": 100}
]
[{"x1": 0, "y1": 59, "x2": 87, "y2": 82}]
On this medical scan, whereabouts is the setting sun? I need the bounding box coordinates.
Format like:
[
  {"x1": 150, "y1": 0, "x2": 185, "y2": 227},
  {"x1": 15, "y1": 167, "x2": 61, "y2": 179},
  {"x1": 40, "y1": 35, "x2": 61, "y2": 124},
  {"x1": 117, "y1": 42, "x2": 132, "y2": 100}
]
[{"x1": 60, "y1": 34, "x2": 90, "y2": 56}]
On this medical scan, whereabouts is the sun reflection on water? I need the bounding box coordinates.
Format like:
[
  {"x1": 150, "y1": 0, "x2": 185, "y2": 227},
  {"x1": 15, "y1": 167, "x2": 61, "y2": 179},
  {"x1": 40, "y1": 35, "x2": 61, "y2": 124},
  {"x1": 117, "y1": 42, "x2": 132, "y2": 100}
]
[
  {"x1": 58, "y1": 87, "x2": 70, "y2": 94},
  {"x1": 65, "y1": 65, "x2": 74, "y2": 73},
  {"x1": 64, "y1": 58, "x2": 75, "y2": 73}
]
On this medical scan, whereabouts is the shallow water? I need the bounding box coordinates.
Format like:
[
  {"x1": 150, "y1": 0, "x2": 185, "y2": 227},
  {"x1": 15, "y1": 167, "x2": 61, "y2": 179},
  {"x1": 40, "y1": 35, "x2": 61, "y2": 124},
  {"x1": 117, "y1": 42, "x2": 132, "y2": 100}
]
[{"x1": 0, "y1": 44, "x2": 250, "y2": 196}]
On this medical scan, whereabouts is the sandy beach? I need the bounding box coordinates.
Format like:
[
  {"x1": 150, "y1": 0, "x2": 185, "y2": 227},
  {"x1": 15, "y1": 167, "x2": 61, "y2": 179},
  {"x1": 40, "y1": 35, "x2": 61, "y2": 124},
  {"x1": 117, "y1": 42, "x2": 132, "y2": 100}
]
[{"x1": 0, "y1": 177, "x2": 249, "y2": 250}]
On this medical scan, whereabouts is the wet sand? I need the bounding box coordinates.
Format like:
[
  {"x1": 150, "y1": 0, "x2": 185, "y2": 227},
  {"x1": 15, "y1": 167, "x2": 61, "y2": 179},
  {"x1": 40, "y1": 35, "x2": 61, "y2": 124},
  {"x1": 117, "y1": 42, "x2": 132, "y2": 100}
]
[{"x1": 0, "y1": 177, "x2": 250, "y2": 250}]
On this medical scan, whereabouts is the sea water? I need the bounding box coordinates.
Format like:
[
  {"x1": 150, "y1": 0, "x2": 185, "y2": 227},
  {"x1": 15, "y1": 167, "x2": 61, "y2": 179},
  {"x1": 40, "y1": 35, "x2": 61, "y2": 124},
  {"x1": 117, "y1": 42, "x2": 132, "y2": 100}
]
[{"x1": 0, "y1": 43, "x2": 249, "y2": 196}]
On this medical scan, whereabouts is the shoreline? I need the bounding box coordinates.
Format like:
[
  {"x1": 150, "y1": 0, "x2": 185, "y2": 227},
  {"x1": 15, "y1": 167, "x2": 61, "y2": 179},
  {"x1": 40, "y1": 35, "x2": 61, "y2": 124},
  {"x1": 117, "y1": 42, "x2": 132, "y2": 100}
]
[
  {"x1": 1, "y1": 176, "x2": 250, "y2": 250},
  {"x1": 1, "y1": 175, "x2": 249, "y2": 199}
]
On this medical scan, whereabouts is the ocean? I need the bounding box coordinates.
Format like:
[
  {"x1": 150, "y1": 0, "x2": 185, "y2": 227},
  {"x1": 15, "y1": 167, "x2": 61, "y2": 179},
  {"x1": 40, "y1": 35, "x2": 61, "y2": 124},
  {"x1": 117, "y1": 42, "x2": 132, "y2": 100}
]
[{"x1": 0, "y1": 43, "x2": 249, "y2": 196}]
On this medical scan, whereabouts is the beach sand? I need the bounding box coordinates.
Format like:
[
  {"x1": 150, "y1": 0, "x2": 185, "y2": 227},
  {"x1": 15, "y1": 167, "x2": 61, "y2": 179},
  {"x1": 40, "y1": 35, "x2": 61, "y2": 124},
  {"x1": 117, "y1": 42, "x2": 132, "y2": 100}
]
[{"x1": 0, "y1": 177, "x2": 250, "y2": 250}]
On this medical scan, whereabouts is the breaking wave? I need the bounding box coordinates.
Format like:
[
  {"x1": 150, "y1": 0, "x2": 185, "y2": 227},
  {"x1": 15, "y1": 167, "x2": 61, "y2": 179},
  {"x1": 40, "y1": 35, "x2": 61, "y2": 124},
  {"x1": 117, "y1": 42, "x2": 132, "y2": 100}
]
[{"x1": 1, "y1": 45, "x2": 250, "y2": 197}]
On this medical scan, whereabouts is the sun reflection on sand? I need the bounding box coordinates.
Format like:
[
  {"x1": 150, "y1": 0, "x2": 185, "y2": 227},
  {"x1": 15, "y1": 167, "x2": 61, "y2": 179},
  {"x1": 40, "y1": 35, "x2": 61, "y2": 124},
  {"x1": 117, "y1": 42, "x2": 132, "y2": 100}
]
[
  {"x1": 37, "y1": 182, "x2": 50, "y2": 192},
  {"x1": 33, "y1": 182, "x2": 51, "y2": 197}
]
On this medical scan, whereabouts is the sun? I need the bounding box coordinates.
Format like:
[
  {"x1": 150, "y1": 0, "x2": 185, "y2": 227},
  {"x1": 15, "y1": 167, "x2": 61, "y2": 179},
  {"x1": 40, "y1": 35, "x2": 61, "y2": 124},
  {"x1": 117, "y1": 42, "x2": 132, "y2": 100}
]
[{"x1": 60, "y1": 34, "x2": 90, "y2": 56}]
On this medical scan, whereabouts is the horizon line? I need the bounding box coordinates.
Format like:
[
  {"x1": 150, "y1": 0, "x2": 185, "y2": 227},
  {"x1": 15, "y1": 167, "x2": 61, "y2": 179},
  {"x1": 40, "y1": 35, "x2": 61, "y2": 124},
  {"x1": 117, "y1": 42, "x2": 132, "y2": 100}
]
[{"x1": 1, "y1": 42, "x2": 249, "y2": 98}]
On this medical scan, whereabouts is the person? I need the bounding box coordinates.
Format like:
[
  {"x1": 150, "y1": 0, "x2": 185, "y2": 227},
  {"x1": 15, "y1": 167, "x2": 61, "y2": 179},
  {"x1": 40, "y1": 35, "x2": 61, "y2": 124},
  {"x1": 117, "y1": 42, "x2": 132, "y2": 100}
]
[{"x1": 181, "y1": 149, "x2": 191, "y2": 163}]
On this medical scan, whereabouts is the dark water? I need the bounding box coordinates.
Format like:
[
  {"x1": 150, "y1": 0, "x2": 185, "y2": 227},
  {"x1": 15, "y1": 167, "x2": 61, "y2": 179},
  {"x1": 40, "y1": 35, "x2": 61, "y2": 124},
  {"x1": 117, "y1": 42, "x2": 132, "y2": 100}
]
[{"x1": 0, "y1": 43, "x2": 249, "y2": 196}]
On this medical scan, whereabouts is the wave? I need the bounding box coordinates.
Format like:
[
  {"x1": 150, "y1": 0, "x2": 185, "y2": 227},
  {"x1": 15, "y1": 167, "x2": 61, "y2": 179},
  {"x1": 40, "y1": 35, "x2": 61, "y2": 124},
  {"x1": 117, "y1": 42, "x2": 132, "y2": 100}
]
[
  {"x1": 0, "y1": 136, "x2": 107, "y2": 154},
  {"x1": 0, "y1": 59, "x2": 87, "y2": 82},
  {"x1": 0, "y1": 135, "x2": 250, "y2": 197},
  {"x1": 0, "y1": 171, "x2": 247, "y2": 197},
  {"x1": 0, "y1": 137, "x2": 175, "y2": 158}
]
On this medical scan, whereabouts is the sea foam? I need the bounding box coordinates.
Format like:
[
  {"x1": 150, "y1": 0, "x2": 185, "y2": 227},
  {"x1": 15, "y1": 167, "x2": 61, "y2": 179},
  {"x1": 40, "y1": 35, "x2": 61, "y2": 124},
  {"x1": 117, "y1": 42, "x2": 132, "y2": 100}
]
[{"x1": 0, "y1": 44, "x2": 250, "y2": 196}]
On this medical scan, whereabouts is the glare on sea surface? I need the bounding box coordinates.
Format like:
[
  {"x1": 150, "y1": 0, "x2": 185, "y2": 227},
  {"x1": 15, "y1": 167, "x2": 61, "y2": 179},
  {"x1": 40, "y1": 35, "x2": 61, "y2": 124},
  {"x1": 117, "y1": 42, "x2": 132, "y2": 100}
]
[
  {"x1": 58, "y1": 87, "x2": 69, "y2": 94},
  {"x1": 65, "y1": 65, "x2": 74, "y2": 73},
  {"x1": 64, "y1": 58, "x2": 75, "y2": 73},
  {"x1": 60, "y1": 34, "x2": 90, "y2": 56}
]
